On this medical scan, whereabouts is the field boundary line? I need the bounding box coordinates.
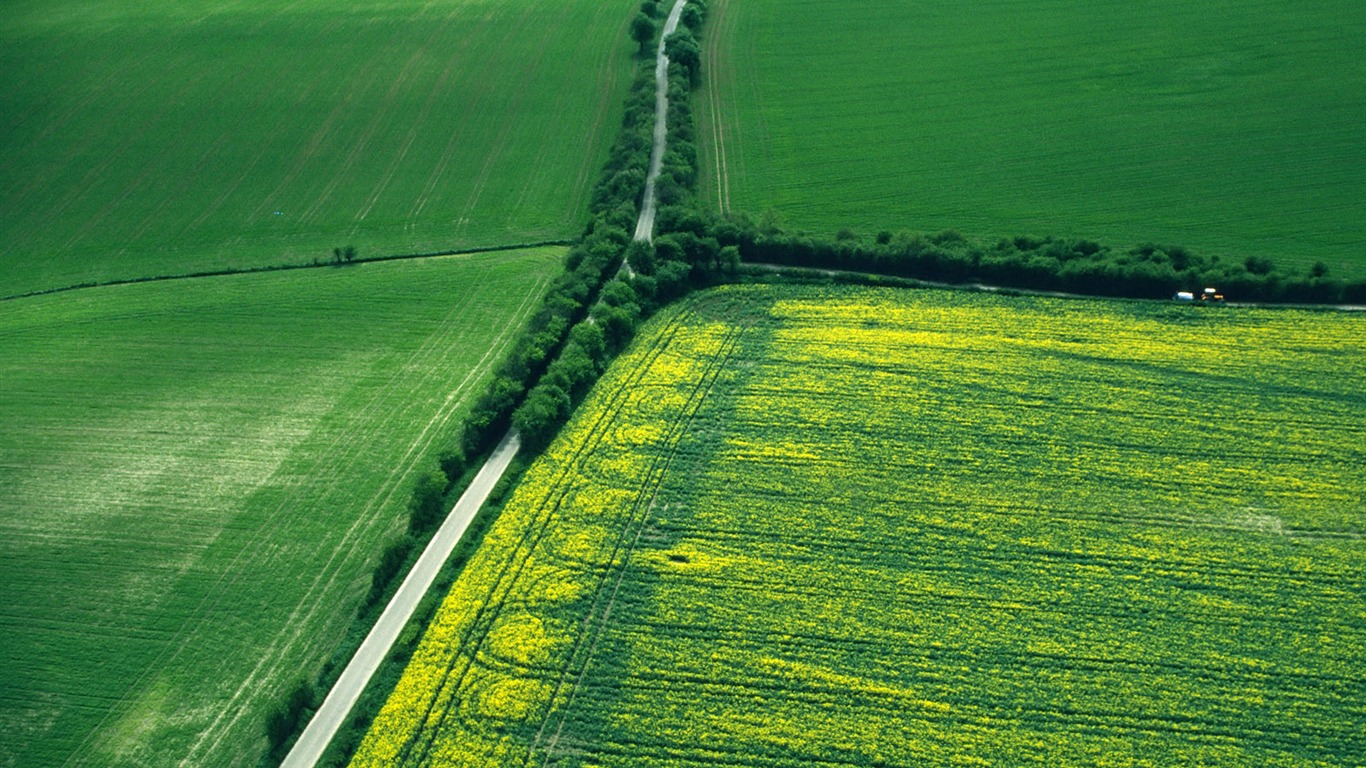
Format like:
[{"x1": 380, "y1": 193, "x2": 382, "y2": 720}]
[
  {"x1": 395, "y1": 311, "x2": 695, "y2": 766},
  {"x1": 0, "y1": 240, "x2": 573, "y2": 303},
  {"x1": 530, "y1": 320, "x2": 745, "y2": 766}
]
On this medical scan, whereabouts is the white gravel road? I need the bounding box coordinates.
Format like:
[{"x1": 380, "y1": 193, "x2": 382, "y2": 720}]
[
  {"x1": 633, "y1": 0, "x2": 689, "y2": 242},
  {"x1": 280, "y1": 430, "x2": 521, "y2": 768}
]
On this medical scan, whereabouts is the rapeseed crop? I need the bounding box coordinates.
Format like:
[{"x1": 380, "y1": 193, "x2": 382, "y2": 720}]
[{"x1": 355, "y1": 285, "x2": 1365, "y2": 766}]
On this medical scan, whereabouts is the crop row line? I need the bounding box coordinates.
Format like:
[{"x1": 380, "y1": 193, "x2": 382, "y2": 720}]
[
  {"x1": 392, "y1": 306, "x2": 698, "y2": 767},
  {"x1": 531, "y1": 320, "x2": 746, "y2": 765}
]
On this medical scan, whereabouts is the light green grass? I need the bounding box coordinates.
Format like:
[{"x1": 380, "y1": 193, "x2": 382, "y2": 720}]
[
  {"x1": 699, "y1": 0, "x2": 1366, "y2": 277},
  {"x1": 0, "y1": 0, "x2": 637, "y2": 297},
  {"x1": 353, "y1": 284, "x2": 1365, "y2": 766},
  {"x1": 0, "y1": 248, "x2": 560, "y2": 767}
]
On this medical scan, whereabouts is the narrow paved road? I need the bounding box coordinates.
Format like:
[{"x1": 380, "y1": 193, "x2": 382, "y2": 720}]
[
  {"x1": 280, "y1": 430, "x2": 521, "y2": 768},
  {"x1": 633, "y1": 0, "x2": 689, "y2": 242}
]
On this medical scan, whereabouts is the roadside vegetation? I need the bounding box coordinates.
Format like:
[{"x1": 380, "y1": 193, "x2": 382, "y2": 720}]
[
  {"x1": 261, "y1": 5, "x2": 691, "y2": 763},
  {"x1": 350, "y1": 284, "x2": 1366, "y2": 766},
  {"x1": 343, "y1": 1, "x2": 1366, "y2": 763},
  {"x1": 700, "y1": 220, "x2": 1366, "y2": 304}
]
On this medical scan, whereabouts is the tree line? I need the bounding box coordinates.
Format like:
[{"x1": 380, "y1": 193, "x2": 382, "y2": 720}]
[
  {"x1": 508, "y1": 1, "x2": 724, "y2": 450},
  {"x1": 268, "y1": 0, "x2": 1359, "y2": 757},
  {"x1": 700, "y1": 224, "x2": 1366, "y2": 304},
  {"x1": 261, "y1": 19, "x2": 672, "y2": 763}
]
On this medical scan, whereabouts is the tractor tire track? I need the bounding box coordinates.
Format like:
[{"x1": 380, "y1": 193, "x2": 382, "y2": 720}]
[
  {"x1": 530, "y1": 322, "x2": 744, "y2": 766},
  {"x1": 394, "y1": 311, "x2": 695, "y2": 767},
  {"x1": 182, "y1": 268, "x2": 551, "y2": 767}
]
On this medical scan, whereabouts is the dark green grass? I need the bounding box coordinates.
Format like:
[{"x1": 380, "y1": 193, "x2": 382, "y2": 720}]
[
  {"x1": 699, "y1": 0, "x2": 1366, "y2": 278},
  {"x1": 0, "y1": 0, "x2": 637, "y2": 296},
  {"x1": 0, "y1": 248, "x2": 560, "y2": 767}
]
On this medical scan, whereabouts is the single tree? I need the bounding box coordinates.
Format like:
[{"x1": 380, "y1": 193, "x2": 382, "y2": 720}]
[
  {"x1": 664, "y1": 29, "x2": 702, "y2": 83},
  {"x1": 630, "y1": 12, "x2": 656, "y2": 54},
  {"x1": 406, "y1": 470, "x2": 447, "y2": 535},
  {"x1": 681, "y1": 4, "x2": 704, "y2": 33}
]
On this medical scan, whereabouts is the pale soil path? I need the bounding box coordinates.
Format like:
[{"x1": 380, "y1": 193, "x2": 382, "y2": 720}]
[
  {"x1": 632, "y1": 0, "x2": 689, "y2": 242},
  {"x1": 280, "y1": 431, "x2": 521, "y2": 768}
]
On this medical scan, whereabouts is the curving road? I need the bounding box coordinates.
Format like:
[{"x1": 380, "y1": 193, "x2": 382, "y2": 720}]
[
  {"x1": 633, "y1": 0, "x2": 690, "y2": 242},
  {"x1": 280, "y1": 431, "x2": 521, "y2": 768}
]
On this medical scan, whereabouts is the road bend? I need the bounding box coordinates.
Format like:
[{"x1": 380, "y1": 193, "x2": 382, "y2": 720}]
[
  {"x1": 280, "y1": 430, "x2": 521, "y2": 768},
  {"x1": 633, "y1": 0, "x2": 690, "y2": 243}
]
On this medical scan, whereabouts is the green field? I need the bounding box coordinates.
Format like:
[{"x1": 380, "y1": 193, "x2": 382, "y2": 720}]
[
  {"x1": 351, "y1": 285, "x2": 1365, "y2": 766},
  {"x1": 0, "y1": 248, "x2": 560, "y2": 767},
  {"x1": 699, "y1": 0, "x2": 1366, "y2": 277},
  {"x1": 0, "y1": 0, "x2": 638, "y2": 297}
]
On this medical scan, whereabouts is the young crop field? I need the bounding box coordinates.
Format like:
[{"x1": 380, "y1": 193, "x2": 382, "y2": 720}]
[
  {"x1": 350, "y1": 284, "x2": 1365, "y2": 766},
  {"x1": 0, "y1": 0, "x2": 638, "y2": 297},
  {"x1": 0, "y1": 247, "x2": 560, "y2": 767},
  {"x1": 698, "y1": 0, "x2": 1366, "y2": 278}
]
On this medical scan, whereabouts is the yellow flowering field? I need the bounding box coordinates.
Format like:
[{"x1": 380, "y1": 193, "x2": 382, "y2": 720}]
[{"x1": 353, "y1": 285, "x2": 1366, "y2": 767}]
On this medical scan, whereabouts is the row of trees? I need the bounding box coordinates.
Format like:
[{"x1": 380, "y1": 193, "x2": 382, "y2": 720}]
[
  {"x1": 702, "y1": 221, "x2": 1366, "y2": 304},
  {"x1": 275, "y1": 0, "x2": 1359, "y2": 753},
  {"x1": 633, "y1": 0, "x2": 706, "y2": 58},
  {"x1": 503, "y1": 0, "x2": 1365, "y2": 456},
  {"x1": 510, "y1": 2, "x2": 727, "y2": 450},
  {"x1": 263, "y1": 22, "x2": 671, "y2": 763}
]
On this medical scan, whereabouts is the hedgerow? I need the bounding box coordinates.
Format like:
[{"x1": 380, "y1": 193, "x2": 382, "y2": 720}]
[
  {"x1": 273, "y1": 16, "x2": 672, "y2": 767},
  {"x1": 699, "y1": 219, "x2": 1366, "y2": 303}
]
